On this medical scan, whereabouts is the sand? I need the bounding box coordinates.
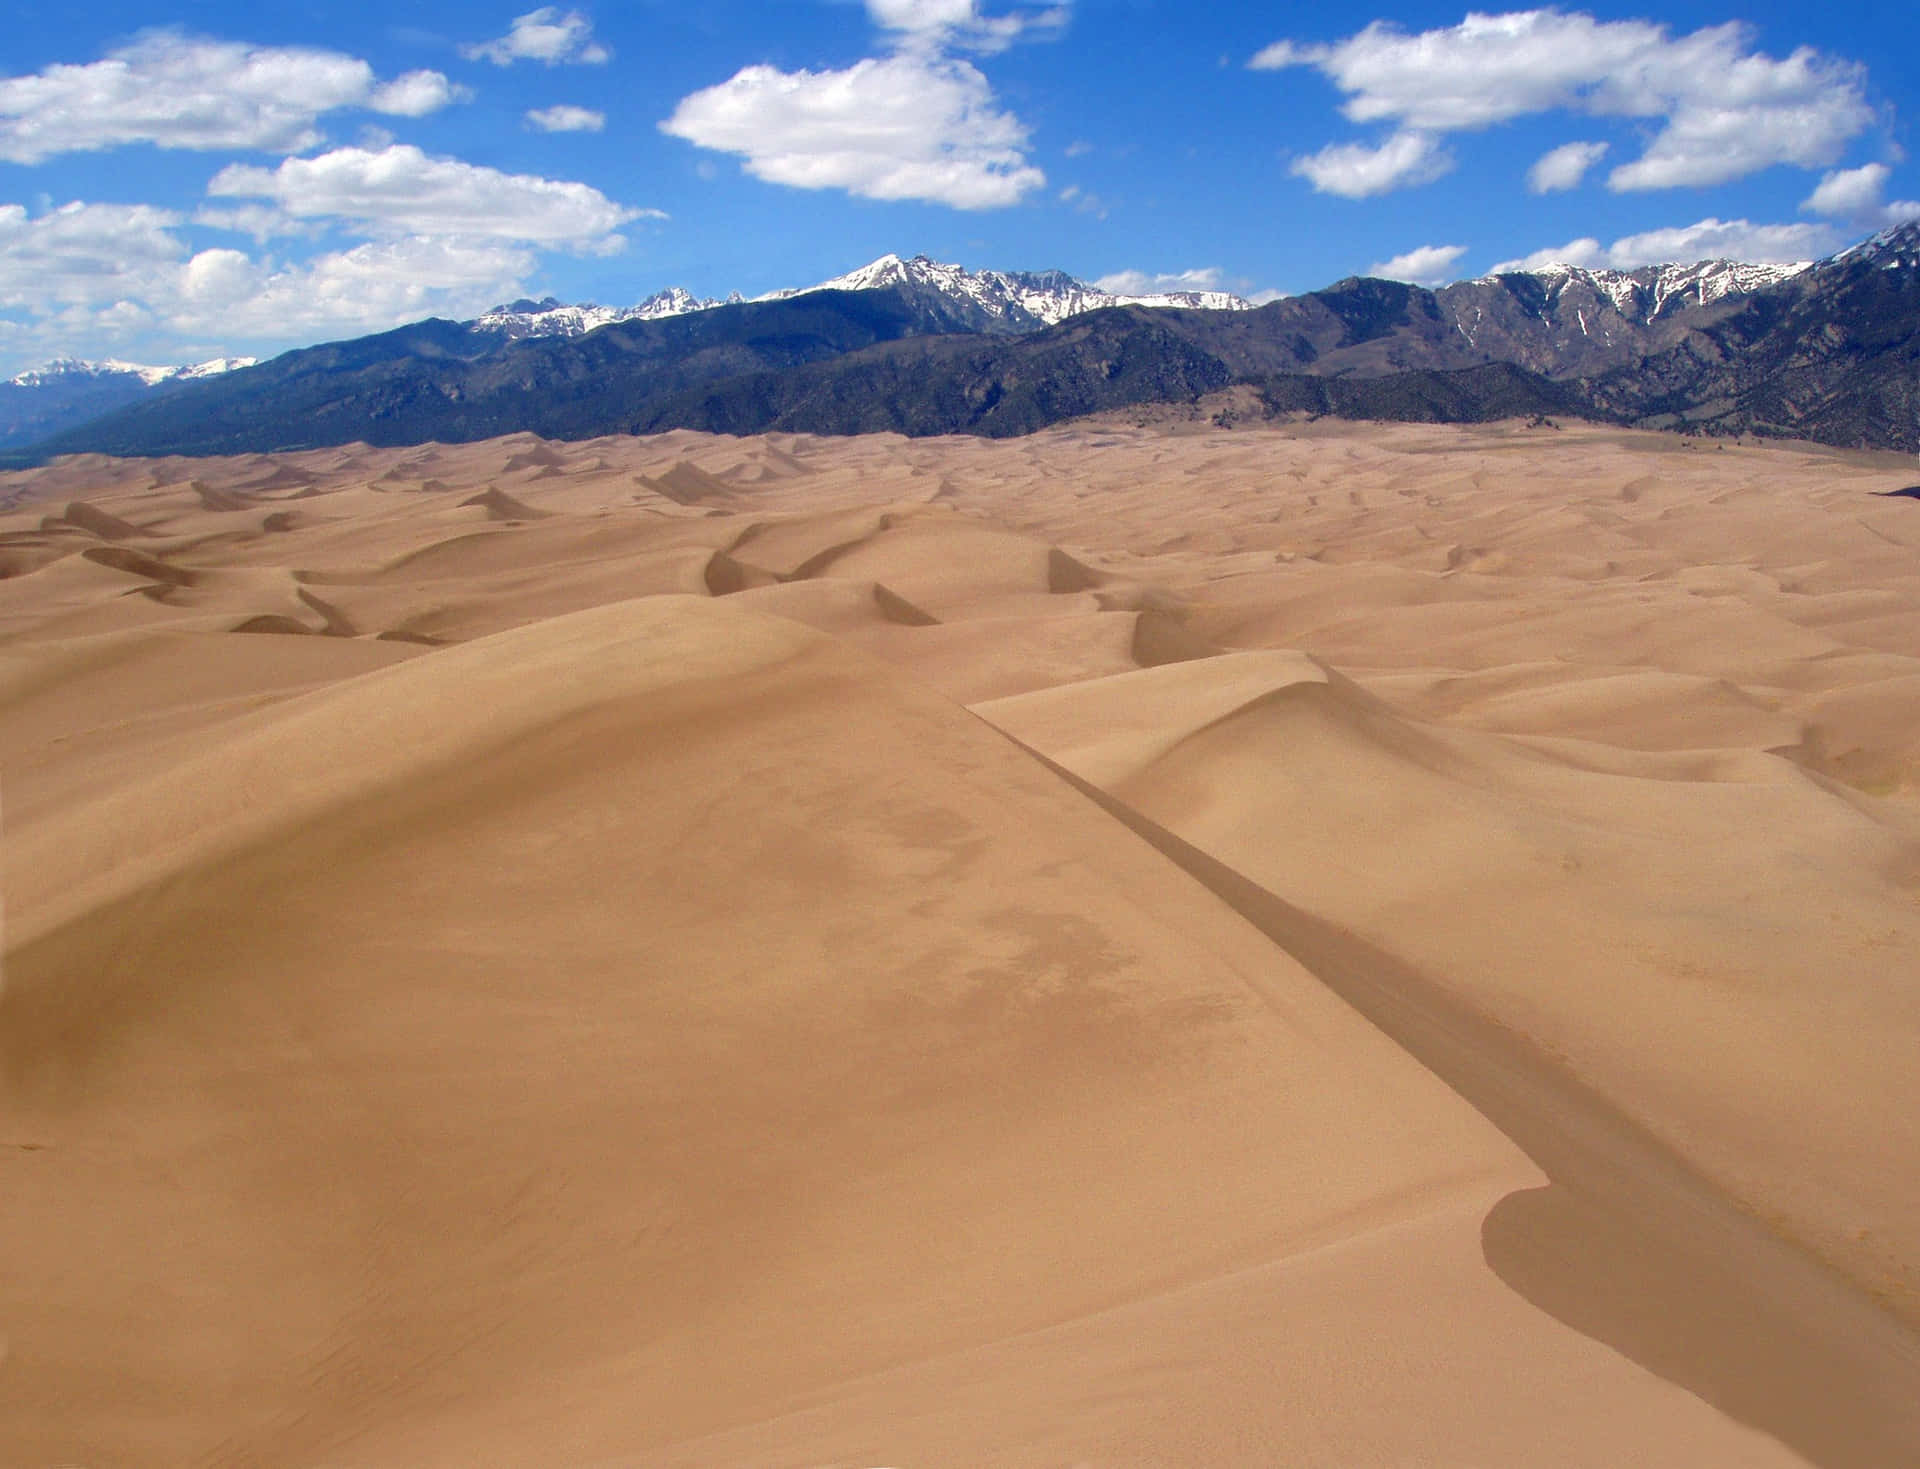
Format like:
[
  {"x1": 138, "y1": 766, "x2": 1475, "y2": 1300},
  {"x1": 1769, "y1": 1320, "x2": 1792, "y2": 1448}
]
[{"x1": 3, "y1": 417, "x2": 1918, "y2": 1467}]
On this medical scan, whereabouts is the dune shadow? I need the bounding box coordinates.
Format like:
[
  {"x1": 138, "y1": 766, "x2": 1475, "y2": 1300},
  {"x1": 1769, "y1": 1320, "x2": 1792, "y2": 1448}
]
[
  {"x1": 996, "y1": 729, "x2": 1920, "y2": 1469},
  {"x1": 1481, "y1": 1181, "x2": 1920, "y2": 1469}
]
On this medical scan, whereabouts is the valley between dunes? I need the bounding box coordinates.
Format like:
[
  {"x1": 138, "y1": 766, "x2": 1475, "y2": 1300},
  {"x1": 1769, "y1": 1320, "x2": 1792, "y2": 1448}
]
[{"x1": 3, "y1": 416, "x2": 1920, "y2": 1467}]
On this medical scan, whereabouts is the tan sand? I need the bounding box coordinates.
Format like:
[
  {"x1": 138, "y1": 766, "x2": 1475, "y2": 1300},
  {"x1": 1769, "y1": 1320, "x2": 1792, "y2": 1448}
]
[{"x1": 3, "y1": 416, "x2": 1918, "y2": 1466}]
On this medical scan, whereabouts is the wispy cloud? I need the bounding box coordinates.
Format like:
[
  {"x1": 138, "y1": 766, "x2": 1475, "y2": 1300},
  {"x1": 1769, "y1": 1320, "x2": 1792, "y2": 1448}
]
[{"x1": 1290, "y1": 130, "x2": 1452, "y2": 199}]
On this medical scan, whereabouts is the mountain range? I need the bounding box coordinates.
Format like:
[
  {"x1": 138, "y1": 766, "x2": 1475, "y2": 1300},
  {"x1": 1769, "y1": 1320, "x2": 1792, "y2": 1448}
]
[{"x1": 9, "y1": 226, "x2": 1919, "y2": 462}]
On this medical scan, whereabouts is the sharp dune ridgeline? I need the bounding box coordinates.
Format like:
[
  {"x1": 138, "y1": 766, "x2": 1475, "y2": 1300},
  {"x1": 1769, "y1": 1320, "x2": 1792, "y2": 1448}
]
[{"x1": 3, "y1": 416, "x2": 1920, "y2": 1466}]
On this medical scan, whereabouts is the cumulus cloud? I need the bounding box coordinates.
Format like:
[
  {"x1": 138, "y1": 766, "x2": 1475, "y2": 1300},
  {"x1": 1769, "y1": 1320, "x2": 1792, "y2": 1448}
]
[
  {"x1": 369, "y1": 70, "x2": 470, "y2": 117},
  {"x1": 462, "y1": 9, "x2": 610, "y2": 66},
  {"x1": 207, "y1": 144, "x2": 647, "y2": 250},
  {"x1": 0, "y1": 201, "x2": 186, "y2": 311},
  {"x1": 662, "y1": 54, "x2": 1044, "y2": 208},
  {"x1": 1253, "y1": 10, "x2": 1873, "y2": 193},
  {"x1": 1093, "y1": 267, "x2": 1227, "y2": 295},
  {"x1": 0, "y1": 32, "x2": 462, "y2": 163},
  {"x1": 1290, "y1": 129, "x2": 1452, "y2": 198},
  {"x1": 1490, "y1": 216, "x2": 1839, "y2": 274},
  {"x1": 526, "y1": 104, "x2": 606, "y2": 133},
  {"x1": 661, "y1": 0, "x2": 1058, "y2": 208},
  {"x1": 0, "y1": 197, "x2": 543, "y2": 369},
  {"x1": 167, "y1": 236, "x2": 539, "y2": 340},
  {"x1": 1527, "y1": 139, "x2": 1608, "y2": 193},
  {"x1": 1369, "y1": 243, "x2": 1468, "y2": 284},
  {"x1": 192, "y1": 203, "x2": 311, "y2": 243},
  {"x1": 1800, "y1": 163, "x2": 1920, "y2": 231}
]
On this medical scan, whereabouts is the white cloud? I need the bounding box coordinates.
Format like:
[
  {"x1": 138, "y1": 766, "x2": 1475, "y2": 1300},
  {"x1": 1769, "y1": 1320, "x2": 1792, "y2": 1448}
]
[
  {"x1": 662, "y1": 54, "x2": 1044, "y2": 209},
  {"x1": 1804, "y1": 163, "x2": 1889, "y2": 219},
  {"x1": 1527, "y1": 140, "x2": 1608, "y2": 193},
  {"x1": 166, "y1": 237, "x2": 538, "y2": 340},
  {"x1": 1059, "y1": 183, "x2": 1107, "y2": 218},
  {"x1": 866, "y1": 0, "x2": 1070, "y2": 53},
  {"x1": 1600, "y1": 218, "x2": 1839, "y2": 266},
  {"x1": 0, "y1": 201, "x2": 185, "y2": 311},
  {"x1": 207, "y1": 145, "x2": 646, "y2": 250},
  {"x1": 1800, "y1": 163, "x2": 1920, "y2": 230},
  {"x1": 1254, "y1": 11, "x2": 1873, "y2": 193},
  {"x1": 1093, "y1": 267, "x2": 1226, "y2": 294},
  {"x1": 1490, "y1": 216, "x2": 1840, "y2": 273},
  {"x1": 526, "y1": 104, "x2": 606, "y2": 133},
  {"x1": 369, "y1": 70, "x2": 470, "y2": 117},
  {"x1": 462, "y1": 8, "x2": 610, "y2": 66},
  {"x1": 1369, "y1": 243, "x2": 1467, "y2": 284},
  {"x1": 192, "y1": 203, "x2": 310, "y2": 243},
  {"x1": 0, "y1": 197, "x2": 543, "y2": 371},
  {"x1": 1290, "y1": 129, "x2": 1452, "y2": 198},
  {"x1": 0, "y1": 32, "x2": 461, "y2": 164}
]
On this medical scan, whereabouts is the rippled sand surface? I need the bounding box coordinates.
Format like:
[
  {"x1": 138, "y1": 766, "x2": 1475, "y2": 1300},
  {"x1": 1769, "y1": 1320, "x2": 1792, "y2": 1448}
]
[{"x1": 4, "y1": 418, "x2": 1919, "y2": 1467}]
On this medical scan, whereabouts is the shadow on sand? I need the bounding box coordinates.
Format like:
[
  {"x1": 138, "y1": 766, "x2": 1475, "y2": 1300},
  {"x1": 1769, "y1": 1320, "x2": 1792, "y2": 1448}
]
[{"x1": 1005, "y1": 729, "x2": 1920, "y2": 1469}]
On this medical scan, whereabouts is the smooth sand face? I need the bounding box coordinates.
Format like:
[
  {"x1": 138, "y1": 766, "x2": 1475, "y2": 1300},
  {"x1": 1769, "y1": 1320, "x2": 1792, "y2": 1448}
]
[{"x1": 3, "y1": 419, "x2": 1919, "y2": 1467}]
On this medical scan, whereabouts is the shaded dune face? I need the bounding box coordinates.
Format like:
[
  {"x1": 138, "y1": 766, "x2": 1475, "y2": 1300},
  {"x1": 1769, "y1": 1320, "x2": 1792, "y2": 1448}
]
[{"x1": 2, "y1": 420, "x2": 1918, "y2": 1466}]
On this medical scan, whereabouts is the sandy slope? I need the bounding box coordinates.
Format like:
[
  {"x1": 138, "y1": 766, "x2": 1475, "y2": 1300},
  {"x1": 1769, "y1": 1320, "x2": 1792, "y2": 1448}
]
[{"x1": 3, "y1": 419, "x2": 1918, "y2": 1466}]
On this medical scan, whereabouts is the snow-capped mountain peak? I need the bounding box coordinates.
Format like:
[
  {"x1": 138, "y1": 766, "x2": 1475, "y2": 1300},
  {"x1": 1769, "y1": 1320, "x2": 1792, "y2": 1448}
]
[
  {"x1": 470, "y1": 289, "x2": 740, "y2": 340},
  {"x1": 466, "y1": 256, "x2": 1254, "y2": 344},
  {"x1": 762, "y1": 253, "x2": 1253, "y2": 328},
  {"x1": 6, "y1": 355, "x2": 256, "y2": 389}
]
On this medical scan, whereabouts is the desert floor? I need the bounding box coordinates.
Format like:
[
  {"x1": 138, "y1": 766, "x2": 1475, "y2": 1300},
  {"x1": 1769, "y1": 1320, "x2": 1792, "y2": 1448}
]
[{"x1": 4, "y1": 416, "x2": 1919, "y2": 1467}]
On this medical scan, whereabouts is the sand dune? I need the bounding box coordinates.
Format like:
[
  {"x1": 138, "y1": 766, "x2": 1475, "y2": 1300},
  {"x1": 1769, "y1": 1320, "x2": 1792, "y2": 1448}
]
[{"x1": 3, "y1": 417, "x2": 1918, "y2": 1465}]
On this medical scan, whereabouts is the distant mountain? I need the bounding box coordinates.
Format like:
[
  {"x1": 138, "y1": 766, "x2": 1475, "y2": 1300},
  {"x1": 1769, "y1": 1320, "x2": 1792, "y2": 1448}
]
[
  {"x1": 471, "y1": 288, "x2": 741, "y2": 340},
  {"x1": 15, "y1": 228, "x2": 1920, "y2": 461},
  {"x1": 468, "y1": 256, "x2": 1253, "y2": 344},
  {"x1": 18, "y1": 289, "x2": 987, "y2": 459},
  {"x1": 1, "y1": 355, "x2": 257, "y2": 450}
]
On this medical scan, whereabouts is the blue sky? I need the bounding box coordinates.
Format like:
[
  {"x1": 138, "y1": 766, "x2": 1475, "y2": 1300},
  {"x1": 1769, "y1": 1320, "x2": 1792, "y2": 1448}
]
[{"x1": 3, "y1": 0, "x2": 1917, "y2": 373}]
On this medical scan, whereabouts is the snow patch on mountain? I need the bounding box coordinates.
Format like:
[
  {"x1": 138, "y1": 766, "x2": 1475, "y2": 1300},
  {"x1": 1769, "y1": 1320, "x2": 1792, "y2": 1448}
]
[
  {"x1": 764, "y1": 254, "x2": 1253, "y2": 326},
  {"x1": 471, "y1": 289, "x2": 744, "y2": 339},
  {"x1": 472, "y1": 255, "x2": 1255, "y2": 343},
  {"x1": 1481, "y1": 258, "x2": 1813, "y2": 322},
  {"x1": 1832, "y1": 220, "x2": 1920, "y2": 270}
]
